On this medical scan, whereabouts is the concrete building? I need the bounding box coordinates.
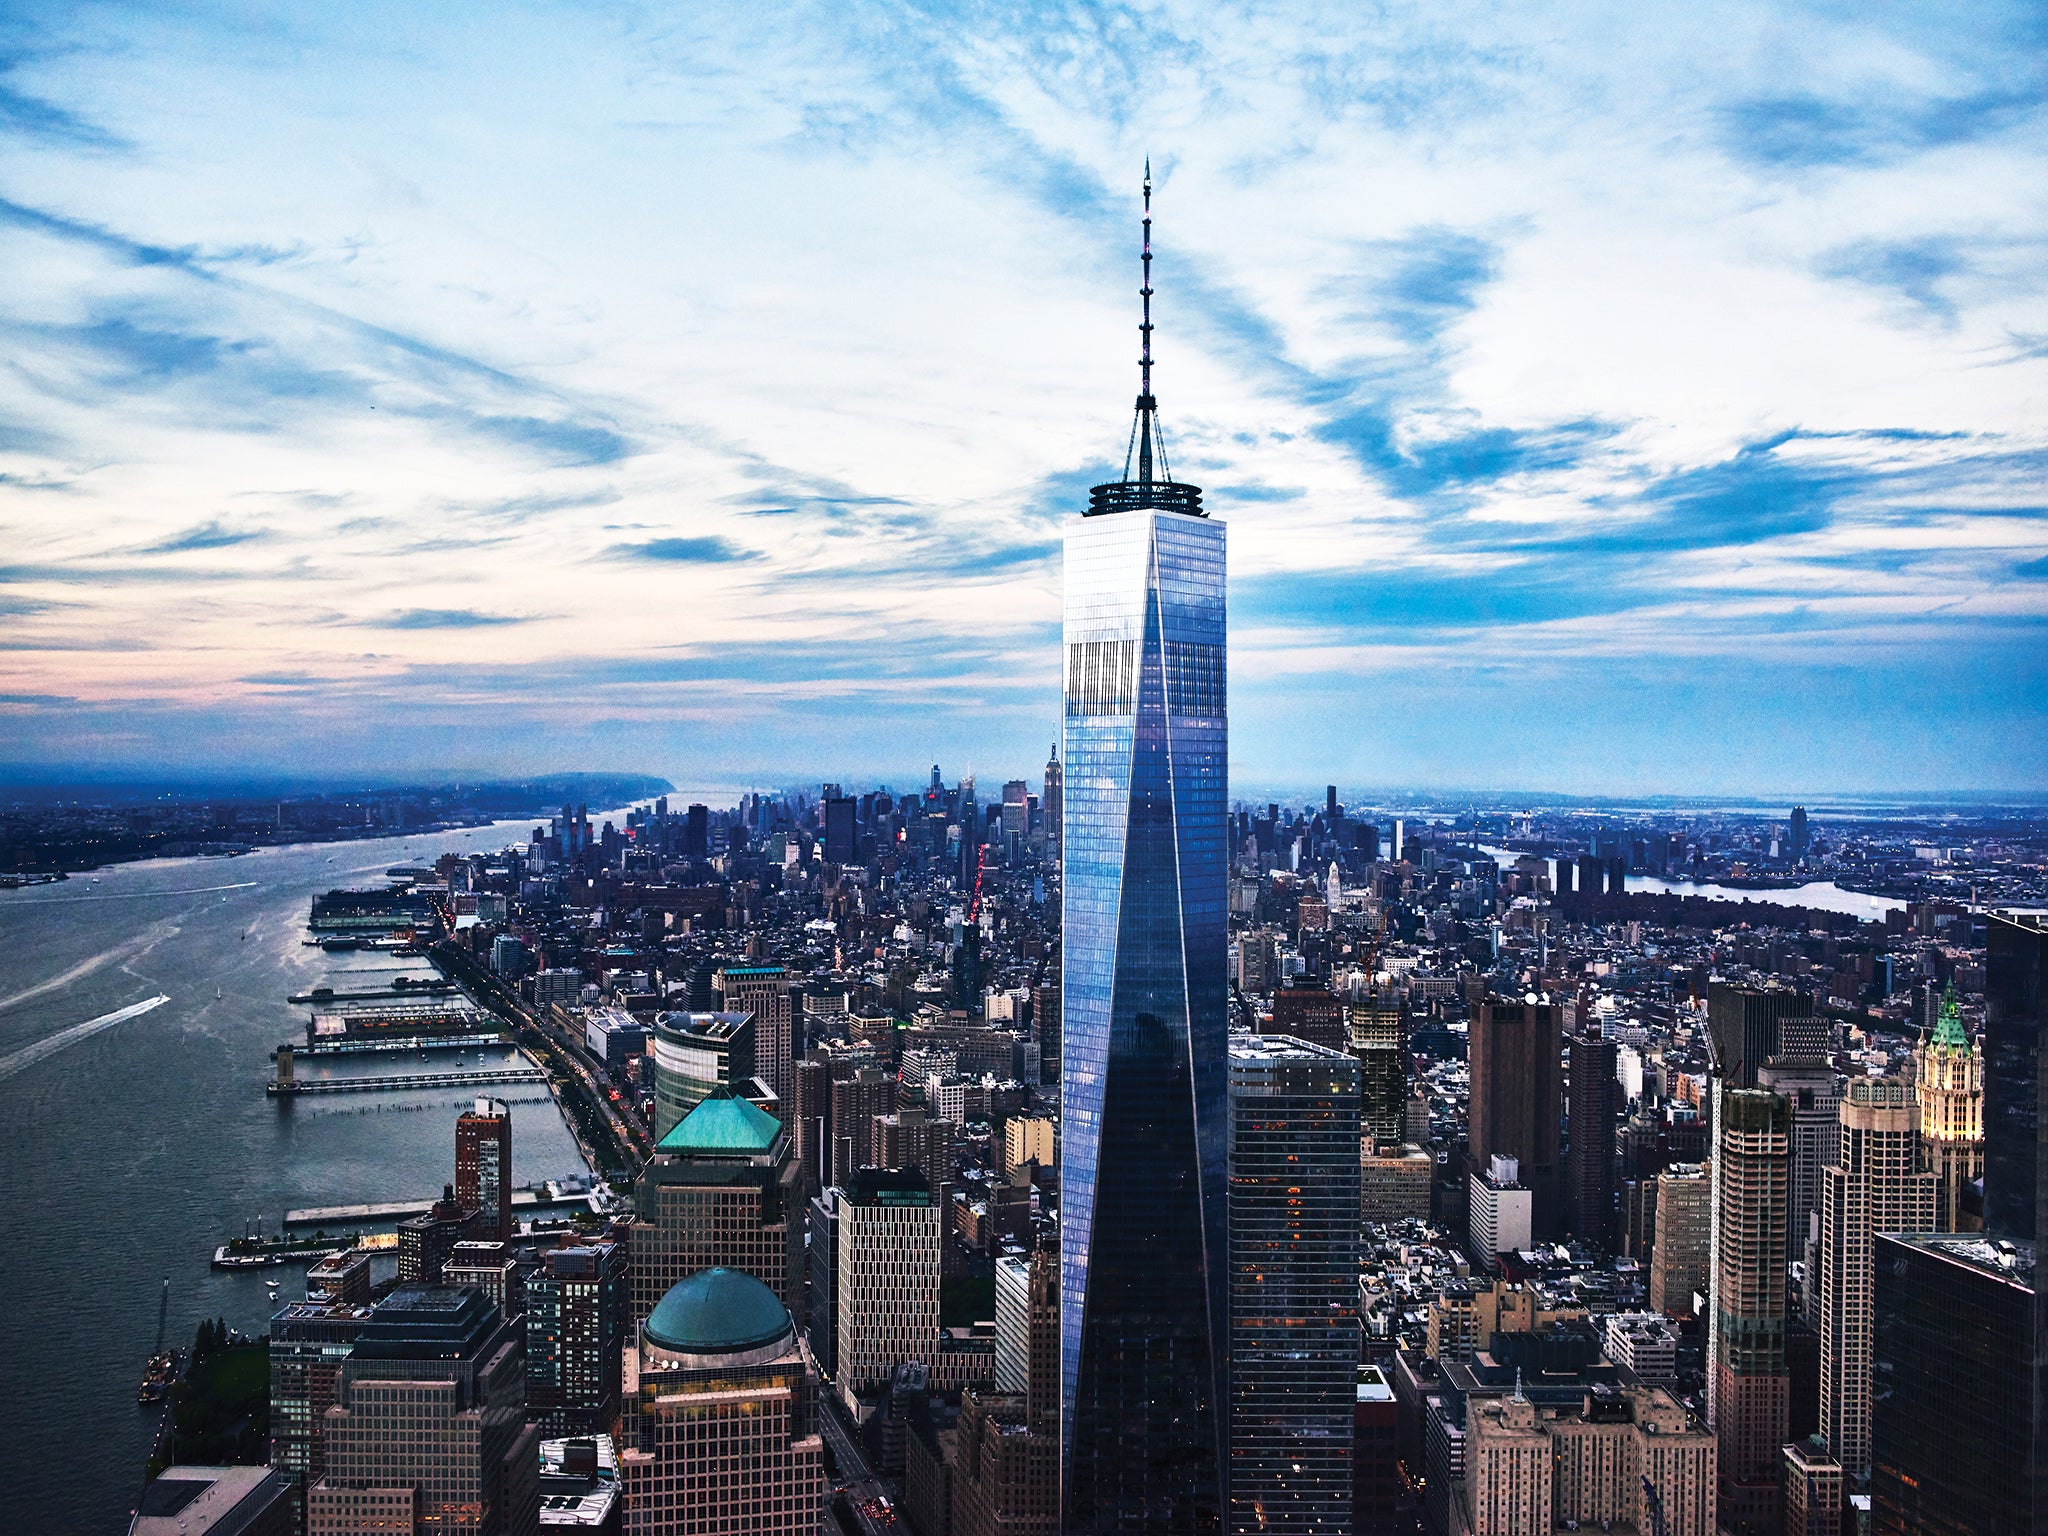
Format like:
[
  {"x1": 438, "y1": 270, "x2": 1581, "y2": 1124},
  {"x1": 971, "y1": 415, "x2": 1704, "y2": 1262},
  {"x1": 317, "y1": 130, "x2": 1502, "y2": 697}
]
[
  {"x1": 1782, "y1": 1436, "x2": 1842, "y2": 1536},
  {"x1": 1363, "y1": 1143, "x2": 1435, "y2": 1225},
  {"x1": 952, "y1": 1248, "x2": 1059, "y2": 1536},
  {"x1": 1227, "y1": 1036, "x2": 1361, "y2": 1536},
  {"x1": 618, "y1": 1269, "x2": 824, "y2": 1536},
  {"x1": 444, "y1": 1241, "x2": 525, "y2": 1315},
  {"x1": 397, "y1": 1188, "x2": 481, "y2": 1286},
  {"x1": 1002, "y1": 1115, "x2": 1056, "y2": 1175},
  {"x1": 1601, "y1": 1312, "x2": 1679, "y2": 1383},
  {"x1": 1915, "y1": 983, "x2": 1986, "y2": 1232},
  {"x1": 1269, "y1": 978, "x2": 1345, "y2": 1052},
  {"x1": 131, "y1": 1468, "x2": 294, "y2": 1536},
  {"x1": 1469, "y1": 1155, "x2": 1535, "y2": 1267},
  {"x1": 268, "y1": 1300, "x2": 372, "y2": 1526},
  {"x1": 1818, "y1": 1078, "x2": 1936, "y2": 1479},
  {"x1": 1707, "y1": 1087, "x2": 1792, "y2": 1536},
  {"x1": 456, "y1": 1097, "x2": 513, "y2": 1241},
  {"x1": 829, "y1": 1067, "x2": 897, "y2": 1186},
  {"x1": 1469, "y1": 999, "x2": 1563, "y2": 1236},
  {"x1": 305, "y1": 1249, "x2": 372, "y2": 1306},
  {"x1": 1650, "y1": 1164, "x2": 1710, "y2": 1317},
  {"x1": 1757, "y1": 1053, "x2": 1842, "y2": 1264},
  {"x1": 525, "y1": 1239, "x2": 628, "y2": 1437},
  {"x1": 650, "y1": 1011, "x2": 754, "y2": 1139},
  {"x1": 837, "y1": 1166, "x2": 943, "y2": 1399},
  {"x1": 629, "y1": 1089, "x2": 803, "y2": 1328},
  {"x1": 309, "y1": 1286, "x2": 539, "y2": 1536},
  {"x1": 1462, "y1": 1382, "x2": 1716, "y2": 1536},
  {"x1": 714, "y1": 965, "x2": 794, "y2": 1115},
  {"x1": 1426, "y1": 1280, "x2": 1586, "y2": 1364}
]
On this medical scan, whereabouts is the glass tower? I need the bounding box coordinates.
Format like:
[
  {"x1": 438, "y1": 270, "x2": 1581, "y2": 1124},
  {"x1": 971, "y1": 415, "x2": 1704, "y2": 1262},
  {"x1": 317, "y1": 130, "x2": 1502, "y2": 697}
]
[{"x1": 1062, "y1": 164, "x2": 1229, "y2": 1534}]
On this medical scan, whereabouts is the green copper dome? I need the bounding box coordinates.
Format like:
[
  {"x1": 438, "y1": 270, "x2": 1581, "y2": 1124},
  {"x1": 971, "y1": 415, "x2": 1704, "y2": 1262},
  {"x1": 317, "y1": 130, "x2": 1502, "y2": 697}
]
[
  {"x1": 655, "y1": 1088, "x2": 782, "y2": 1155},
  {"x1": 1931, "y1": 981, "x2": 1970, "y2": 1051},
  {"x1": 643, "y1": 1268, "x2": 791, "y2": 1358}
]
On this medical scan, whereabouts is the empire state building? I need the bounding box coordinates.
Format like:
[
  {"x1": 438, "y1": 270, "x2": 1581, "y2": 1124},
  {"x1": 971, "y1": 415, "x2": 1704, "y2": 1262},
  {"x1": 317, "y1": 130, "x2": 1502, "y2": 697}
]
[{"x1": 1060, "y1": 165, "x2": 1229, "y2": 1533}]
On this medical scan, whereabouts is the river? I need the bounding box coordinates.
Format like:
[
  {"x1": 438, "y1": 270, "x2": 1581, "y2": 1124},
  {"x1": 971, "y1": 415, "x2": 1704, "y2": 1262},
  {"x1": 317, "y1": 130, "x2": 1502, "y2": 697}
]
[
  {"x1": 0, "y1": 823, "x2": 591, "y2": 1534},
  {"x1": 1473, "y1": 845, "x2": 1904, "y2": 921}
]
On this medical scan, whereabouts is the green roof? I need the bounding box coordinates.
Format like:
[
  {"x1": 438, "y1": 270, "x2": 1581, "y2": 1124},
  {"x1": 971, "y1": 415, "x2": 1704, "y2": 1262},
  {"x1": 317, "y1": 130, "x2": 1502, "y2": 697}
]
[
  {"x1": 1931, "y1": 981, "x2": 1971, "y2": 1051},
  {"x1": 655, "y1": 1089, "x2": 781, "y2": 1155},
  {"x1": 644, "y1": 1268, "x2": 791, "y2": 1356}
]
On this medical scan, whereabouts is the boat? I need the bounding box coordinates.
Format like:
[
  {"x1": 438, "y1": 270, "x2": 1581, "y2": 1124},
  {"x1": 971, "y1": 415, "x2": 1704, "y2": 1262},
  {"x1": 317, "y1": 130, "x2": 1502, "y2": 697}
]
[
  {"x1": 137, "y1": 1352, "x2": 177, "y2": 1405},
  {"x1": 215, "y1": 984, "x2": 223, "y2": 1001}
]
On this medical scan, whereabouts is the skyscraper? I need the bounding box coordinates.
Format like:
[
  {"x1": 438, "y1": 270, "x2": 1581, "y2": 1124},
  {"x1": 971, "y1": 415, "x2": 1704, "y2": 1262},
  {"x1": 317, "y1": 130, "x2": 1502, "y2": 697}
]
[
  {"x1": 1062, "y1": 165, "x2": 1229, "y2": 1532},
  {"x1": 1226, "y1": 1036, "x2": 1361, "y2": 1536},
  {"x1": 715, "y1": 965, "x2": 794, "y2": 1114},
  {"x1": 524, "y1": 1237, "x2": 629, "y2": 1437},
  {"x1": 1915, "y1": 983, "x2": 1985, "y2": 1232},
  {"x1": 1818, "y1": 1078, "x2": 1936, "y2": 1479},
  {"x1": 1984, "y1": 913, "x2": 2048, "y2": 1243},
  {"x1": 1564, "y1": 1032, "x2": 1619, "y2": 1252},
  {"x1": 456, "y1": 1097, "x2": 512, "y2": 1242},
  {"x1": 1707, "y1": 981, "x2": 1820, "y2": 1089},
  {"x1": 1706, "y1": 1087, "x2": 1791, "y2": 1536},
  {"x1": 1469, "y1": 997, "x2": 1564, "y2": 1236},
  {"x1": 1044, "y1": 744, "x2": 1063, "y2": 850}
]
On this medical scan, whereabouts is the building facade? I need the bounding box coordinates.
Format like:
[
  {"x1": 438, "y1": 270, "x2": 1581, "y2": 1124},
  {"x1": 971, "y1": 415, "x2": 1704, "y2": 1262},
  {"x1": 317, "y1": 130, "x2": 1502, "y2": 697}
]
[
  {"x1": 1915, "y1": 984, "x2": 1986, "y2": 1233},
  {"x1": 1226, "y1": 1036, "x2": 1361, "y2": 1536},
  {"x1": 1468, "y1": 999, "x2": 1563, "y2": 1236},
  {"x1": 650, "y1": 1012, "x2": 754, "y2": 1140},
  {"x1": 1707, "y1": 1087, "x2": 1791, "y2": 1536},
  {"x1": 1563, "y1": 1033, "x2": 1619, "y2": 1253},
  {"x1": 525, "y1": 1238, "x2": 628, "y2": 1438},
  {"x1": 836, "y1": 1166, "x2": 943, "y2": 1398},
  {"x1": 456, "y1": 1098, "x2": 513, "y2": 1241},
  {"x1": 714, "y1": 965, "x2": 794, "y2": 1114}
]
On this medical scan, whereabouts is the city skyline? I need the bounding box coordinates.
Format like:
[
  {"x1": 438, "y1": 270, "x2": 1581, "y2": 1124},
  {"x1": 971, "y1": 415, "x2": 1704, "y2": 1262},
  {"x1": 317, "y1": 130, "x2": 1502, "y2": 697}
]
[{"x1": 1, "y1": 3, "x2": 2044, "y2": 794}]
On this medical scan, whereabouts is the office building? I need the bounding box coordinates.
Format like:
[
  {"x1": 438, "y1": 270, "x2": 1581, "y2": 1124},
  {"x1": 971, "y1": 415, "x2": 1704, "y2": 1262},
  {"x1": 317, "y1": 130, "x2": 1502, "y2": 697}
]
[
  {"x1": 630, "y1": 1089, "x2": 802, "y2": 1328},
  {"x1": 457, "y1": 1098, "x2": 513, "y2": 1241},
  {"x1": 805, "y1": 1188, "x2": 839, "y2": 1377},
  {"x1": 397, "y1": 1187, "x2": 481, "y2": 1285},
  {"x1": 1783, "y1": 1436, "x2": 1841, "y2": 1536},
  {"x1": 309, "y1": 1286, "x2": 539, "y2": 1536},
  {"x1": 1003, "y1": 1115, "x2": 1056, "y2": 1175},
  {"x1": 1707, "y1": 981, "x2": 1821, "y2": 1089},
  {"x1": 1984, "y1": 914, "x2": 2048, "y2": 1242},
  {"x1": 837, "y1": 1166, "x2": 943, "y2": 1398},
  {"x1": 305, "y1": 1248, "x2": 372, "y2": 1306},
  {"x1": 1915, "y1": 983, "x2": 1986, "y2": 1232},
  {"x1": 1269, "y1": 978, "x2": 1345, "y2": 1051},
  {"x1": 715, "y1": 965, "x2": 794, "y2": 1115},
  {"x1": 132, "y1": 1467, "x2": 295, "y2": 1536},
  {"x1": 1462, "y1": 1382, "x2": 1716, "y2": 1536},
  {"x1": 1469, "y1": 998, "x2": 1563, "y2": 1235},
  {"x1": 1425, "y1": 1279, "x2": 1587, "y2": 1363},
  {"x1": 823, "y1": 796, "x2": 857, "y2": 864},
  {"x1": 1362, "y1": 1142, "x2": 1435, "y2": 1225},
  {"x1": 1819, "y1": 1078, "x2": 1936, "y2": 1479},
  {"x1": 1707, "y1": 1087, "x2": 1791, "y2": 1536},
  {"x1": 619, "y1": 1269, "x2": 825, "y2": 1536},
  {"x1": 1061, "y1": 169, "x2": 1228, "y2": 1532},
  {"x1": 1757, "y1": 1050, "x2": 1842, "y2": 1263},
  {"x1": 1354, "y1": 1365, "x2": 1399, "y2": 1536},
  {"x1": 526, "y1": 1239, "x2": 628, "y2": 1437},
  {"x1": 1564, "y1": 1033, "x2": 1619, "y2": 1252},
  {"x1": 268, "y1": 1300, "x2": 372, "y2": 1527},
  {"x1": 1870, "y1": 1232, "x2": 2041, "y2": 1536},
  {"x1": 1650, "y1": 1164, "x2": 1710, "y2": 1317},
  {"x1": 1227, "y1": 1036, "x2": 1361, "y2": 1536},
  {"x1": 1469, "y1": 1155, "x2": 1536, "y2": 1267},
  {"x1": 1602, "y1": 1312, "x2": 1680, "y2": 1383},
  {"x1": 829, "y1": 1066, "x2": 897, "y2": 1187},
  {"x1": 954, "y1": 1246, "x2": 1060, "y2": 1536},
  {"x1": 874, "y1": 1106, "x2": 955, "y2": 1197},
  {"x1": 444, "y1": 1240, "x2": 526, "y2": 1315},
  {"x1": 650, "y1": 1011, "x2": 754, "y2": 1140}
]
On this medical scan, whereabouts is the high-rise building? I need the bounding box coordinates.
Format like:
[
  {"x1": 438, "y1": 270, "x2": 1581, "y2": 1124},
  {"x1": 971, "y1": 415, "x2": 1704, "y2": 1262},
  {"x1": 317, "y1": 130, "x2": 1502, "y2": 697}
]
[
  {"x1": 1564, "y1": 1033, "x2": 1619, "y2": 1252},
  {"x1": 683, "y1": 803, "x2": 708, "y2": 859},
  {"x1": 397, "y1": 1187, "x2": 481, "y2": 1285},
  {"x1": 1757, "y1": 1052, "x2": 1842, "y2": 1263},
  {"x1": 443, "y1": 1240, "x2": 525, "y2": 1316},
  {"x1": 1349, "y1": 988, "x2": 1406, "y2": 1153},
  {"x1": 954, "y1": 1246, "x2": 1061, "y2": 1536},
  {"x1": 525, "y1": 1238, "x2": 629, "y2": 1437},
  {"x1": 1354, "y1": 1365, "x2": 1399, "y2": 1536},
  {"x1": 1788, "y1": 806, "x2": 1810, "y2": 865},
  {"x1": 308, "y1": 1286, "x2": 538, "y2": 1536},
  {"x1": 1818, "y1": 1078, "x2": 1936, "y2": 1478},
  {"x1": 269, "y1": 1300, "x2": 372, "y2": 1528},
  {"x1": 456, "y1": 1097, "x2": 513, "y2": 1242},
  {"x1": 1227, "y1": 1036, "x2": 1361, "y2": 1536},
  {"x1": 1984, "y1": 914, "x2": 2048, "y2": 1243},
  {"x1": 1871, "y1": 1232, "x2": 2043, "y2": 1536},
  {"x1": 1707, "y1": 981, "x2": 1821, "y2": 1089},
  {"x1": 715, "y1": 965, "x2": 795, "y2": 1114},
  {"x1": 1044, "y1": 745, "x2": 1063, "y2": 850},
  {"x1": 1269, "y1": 978, "x2": 1345, "y2": 1052},
  {"x1": 629, "y1": 1089, "x2": 803, "y2": 1327},
  {"x1": 650, "y1": 1011, "x2": 754, "y2": 1139},
  {"x1": 1783, "y1": 1436, "x2": 1841, "y2": 1536},
  {"x1": 828, "y1": 1066, "x2": 897, "y2": 1186},
  {"x1": 1707, "y1": 1087, "x2": 1792, "y2": 1536},
  {"x1": 823, "y1": 797, "x2": 857, "y2": 865},
  {"x1": 874, "y1": 1106, "x2": 955, "y2": 1198},
  {"x1": 619, "y1": 1269, "x2": 825, "y2": 1536},
  {"x1": 1649, "y1": 1165, "x2": 1711, "y2": 1318},
  {"x1": 1061, "y1": 166, "x2": 1228, "y2": 1532},
  {"x1": 837, "y1": 1166, "x2": 943, "y2": 1399},
  {"x1": 1469, "y1": 998, "x2": 1564, "y2": 1235},
  {"x1": 1916, "y1": 983, "x2": 1986, "y2": 1232}
]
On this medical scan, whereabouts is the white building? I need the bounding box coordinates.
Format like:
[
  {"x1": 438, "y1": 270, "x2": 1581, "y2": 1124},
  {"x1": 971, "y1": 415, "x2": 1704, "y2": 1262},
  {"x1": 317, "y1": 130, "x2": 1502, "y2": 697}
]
[{"x1": 1468, "y1": 1154, "x2": 1534, "y2": 1265}]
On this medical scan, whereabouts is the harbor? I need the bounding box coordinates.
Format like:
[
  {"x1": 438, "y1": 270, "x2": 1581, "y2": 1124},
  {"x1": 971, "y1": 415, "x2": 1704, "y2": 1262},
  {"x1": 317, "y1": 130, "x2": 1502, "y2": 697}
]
[{"x1": 266, "y1": 1061, "x2": 546, "y2": 1095}]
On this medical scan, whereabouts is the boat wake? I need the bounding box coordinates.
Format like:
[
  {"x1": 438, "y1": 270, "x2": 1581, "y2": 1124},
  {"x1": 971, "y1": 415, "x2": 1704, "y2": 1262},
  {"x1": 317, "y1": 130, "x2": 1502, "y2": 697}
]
[
  {"x1": 0, "y1": 995, "x2": 172, "y2": 1083},
  {"x1": 0, "y1": 921, "x2": 180, "y2": 1015}
]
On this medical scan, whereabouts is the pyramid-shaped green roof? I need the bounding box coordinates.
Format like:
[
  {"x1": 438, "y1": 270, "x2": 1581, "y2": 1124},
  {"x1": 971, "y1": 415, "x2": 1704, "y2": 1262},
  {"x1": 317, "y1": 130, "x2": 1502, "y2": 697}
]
[
  {"x1": 656, "y1": 1089, "x2": 781, "y2": 1155},
  {"x1": 1931, "y1": 981, "x2": 1971, "y2": 1051}
]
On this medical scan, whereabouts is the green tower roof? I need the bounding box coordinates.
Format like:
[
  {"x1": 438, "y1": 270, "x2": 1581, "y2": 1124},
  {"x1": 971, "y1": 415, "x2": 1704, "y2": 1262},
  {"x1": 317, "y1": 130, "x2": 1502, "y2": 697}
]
[
  {"x1": 655, "y1": 1088, "x2": 781, "y2": 1155},
  {"x1": 643, "y1": 1268, "x2": 791, "y2": 1357},
  {"x1": 1931, "y1": 981, "x2": 1970, "y2": 1051}
]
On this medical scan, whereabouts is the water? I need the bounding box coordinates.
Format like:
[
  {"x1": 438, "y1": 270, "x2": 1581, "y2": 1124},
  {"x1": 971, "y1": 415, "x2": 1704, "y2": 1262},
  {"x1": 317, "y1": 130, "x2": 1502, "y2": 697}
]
[
  {"x1": 1473, "y1": 846, "x2": 1904, "y2": 921},
  {"x1": 0, "y1": 825, "x2": 591, "y2": 1533}
]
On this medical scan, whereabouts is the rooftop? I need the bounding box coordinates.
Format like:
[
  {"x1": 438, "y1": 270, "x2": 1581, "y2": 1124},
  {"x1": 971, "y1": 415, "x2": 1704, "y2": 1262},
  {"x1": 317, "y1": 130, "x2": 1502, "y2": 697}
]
[
  {"x1": 655, "y1": 1088, "x2": 782, "y2": 1156},
  {"x1": 643, "y1": 1268, "x2": 793, "y2": 1359},
  {"x1": 131, "y1": 1467, "x2": 291, "y2": 1536}
]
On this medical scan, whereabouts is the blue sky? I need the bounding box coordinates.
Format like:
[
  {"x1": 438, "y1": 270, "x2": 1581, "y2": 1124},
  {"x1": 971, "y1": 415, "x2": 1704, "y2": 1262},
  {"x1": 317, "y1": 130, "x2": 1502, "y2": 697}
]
[{"x1": 0, "y1": 0, "x2": 2043, "y2": 796}]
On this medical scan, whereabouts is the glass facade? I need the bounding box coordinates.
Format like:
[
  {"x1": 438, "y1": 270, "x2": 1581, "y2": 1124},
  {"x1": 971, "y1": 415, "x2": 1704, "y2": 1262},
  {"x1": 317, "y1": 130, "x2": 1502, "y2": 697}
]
[{"x1": 1062, "y1": 504, "x2": 1229, "y2": 1533}]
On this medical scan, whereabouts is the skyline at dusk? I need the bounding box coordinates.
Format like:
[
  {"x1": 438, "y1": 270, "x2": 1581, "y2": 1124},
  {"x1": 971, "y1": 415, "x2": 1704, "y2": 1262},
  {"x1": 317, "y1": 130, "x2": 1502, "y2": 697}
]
[{"x1": 2, "y1": 2, "x2": 2045, "y2": 793}]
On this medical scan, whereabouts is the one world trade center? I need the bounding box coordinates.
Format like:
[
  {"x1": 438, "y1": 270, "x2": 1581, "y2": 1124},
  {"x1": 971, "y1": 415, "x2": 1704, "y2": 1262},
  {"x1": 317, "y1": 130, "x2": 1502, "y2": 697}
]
[{"x1": 1061, "y1": 165, "x2": 1228, "y2": 1534}]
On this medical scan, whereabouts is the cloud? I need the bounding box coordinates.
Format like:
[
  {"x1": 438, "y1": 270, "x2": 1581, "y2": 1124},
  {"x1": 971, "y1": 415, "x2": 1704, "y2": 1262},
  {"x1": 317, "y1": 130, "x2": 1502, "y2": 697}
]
[
  {"x1": 374, "y1": 608, "x2": 535, "y2": 629},
  {"x1": 1820, "y1": 238, "x2": 1969, "y2": 325},
  {"x1": 1718, "y1": 88, "x2": 2042, "y2": 171},
  {"x1": 142, "y1": 519, "x2": 268, "y2": 553},
  {"x1": 611, "y1": 536, "x2": 758, "y2": 564}
]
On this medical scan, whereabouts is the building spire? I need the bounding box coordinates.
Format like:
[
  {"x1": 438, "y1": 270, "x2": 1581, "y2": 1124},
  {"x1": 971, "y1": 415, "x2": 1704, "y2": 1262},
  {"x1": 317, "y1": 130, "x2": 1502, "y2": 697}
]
[
  {"x1": 1137, "y1": 159, "x2": 1157, "y2": 483},
  {"x1": 1931, "y1": 979, "x2": 1970, "y2": 1050}
]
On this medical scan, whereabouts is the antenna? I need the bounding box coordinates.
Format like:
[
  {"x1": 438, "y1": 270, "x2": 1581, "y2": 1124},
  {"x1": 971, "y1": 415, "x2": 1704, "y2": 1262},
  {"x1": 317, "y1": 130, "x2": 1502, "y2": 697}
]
[{"x1": 1138, "y1": 159, "x2": 1155, "y2": 483}]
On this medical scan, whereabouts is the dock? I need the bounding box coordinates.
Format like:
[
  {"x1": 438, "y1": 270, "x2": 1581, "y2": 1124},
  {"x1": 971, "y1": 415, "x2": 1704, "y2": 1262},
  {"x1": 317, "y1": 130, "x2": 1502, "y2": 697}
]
[
  {"x1": 273, "y1": 1033, "x2": 512, "y2": 1059},
  {"x1": 284, "y1": 1186, "x2": 599, "y2": 1228},
  {"x1": 267, "y1": 1065, "x2": 545, "y2": 1096},
  {"x1": 287, "y1": 984, "x2": 456, "y2": 1004}
]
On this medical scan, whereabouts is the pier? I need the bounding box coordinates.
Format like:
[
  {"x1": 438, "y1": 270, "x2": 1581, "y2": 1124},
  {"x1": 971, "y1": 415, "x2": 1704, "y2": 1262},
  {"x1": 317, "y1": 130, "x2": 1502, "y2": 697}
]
[
  {"x1": 267, "y1": 1065, "x2": 545, "y2": 1096},
  {"x1": 272, "y1": 1033, "x2": 512, "y2": 1058}
]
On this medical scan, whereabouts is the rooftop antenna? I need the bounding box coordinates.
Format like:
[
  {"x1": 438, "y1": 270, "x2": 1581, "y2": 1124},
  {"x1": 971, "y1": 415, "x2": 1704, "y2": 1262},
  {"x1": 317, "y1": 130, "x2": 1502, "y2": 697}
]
[{"x1": 1137, "y1": 159, "x2": 1159, "y2": 484}]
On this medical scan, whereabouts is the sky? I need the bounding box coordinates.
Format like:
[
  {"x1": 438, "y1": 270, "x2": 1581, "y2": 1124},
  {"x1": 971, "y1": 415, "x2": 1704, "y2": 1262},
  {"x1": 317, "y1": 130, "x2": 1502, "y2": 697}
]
[{"x1": 0, "y1": 0, "x2": 2044, "y2": 799}]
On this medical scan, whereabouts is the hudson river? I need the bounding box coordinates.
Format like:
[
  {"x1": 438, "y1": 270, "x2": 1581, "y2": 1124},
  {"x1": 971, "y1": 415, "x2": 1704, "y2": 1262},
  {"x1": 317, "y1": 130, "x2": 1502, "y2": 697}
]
[{"x1": 0, "y1": 824, "x2": 589, "y2": 1534}]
